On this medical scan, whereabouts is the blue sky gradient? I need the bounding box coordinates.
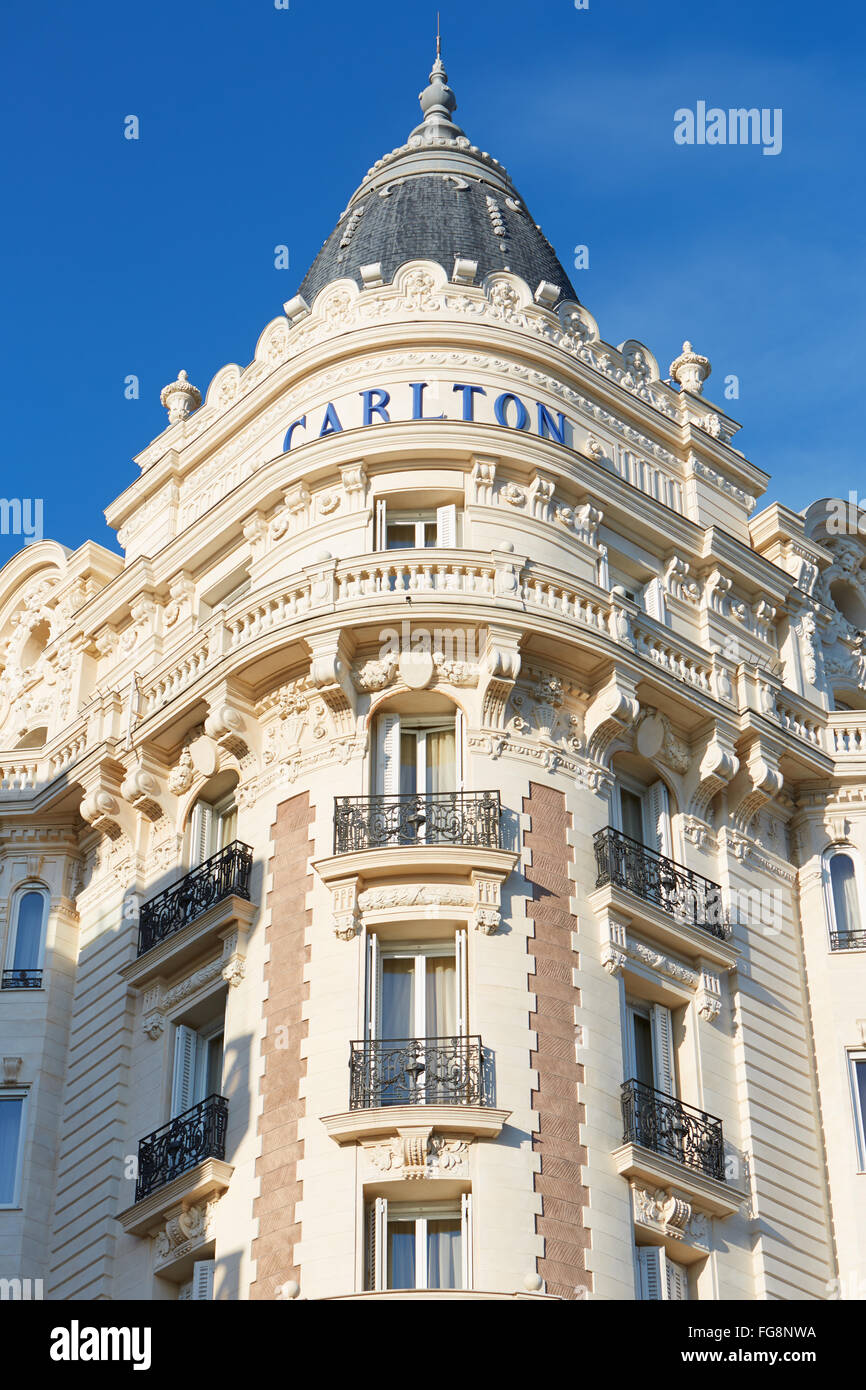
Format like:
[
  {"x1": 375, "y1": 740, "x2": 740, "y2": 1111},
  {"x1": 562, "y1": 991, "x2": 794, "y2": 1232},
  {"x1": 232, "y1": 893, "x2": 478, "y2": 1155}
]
[{"x1": 1, "y1": 0, "x2": 864, "y2": 566}]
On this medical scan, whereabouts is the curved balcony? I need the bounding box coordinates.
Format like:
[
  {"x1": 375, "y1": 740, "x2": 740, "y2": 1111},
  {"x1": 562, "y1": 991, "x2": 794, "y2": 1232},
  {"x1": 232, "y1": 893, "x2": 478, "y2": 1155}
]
[
  {"x1": 349, "y1": 1036, "x2": 487, "y2": 1109},
  {"x1": 324, "y1": 1036, "x2": 509, "y2": 1146},
  {"x1": 334, "y1": 791, "x2": 504, "y2": 854}
]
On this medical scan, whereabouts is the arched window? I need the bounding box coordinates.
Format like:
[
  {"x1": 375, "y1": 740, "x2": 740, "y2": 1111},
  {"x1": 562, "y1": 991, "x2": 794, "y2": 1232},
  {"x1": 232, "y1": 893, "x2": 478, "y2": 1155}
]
[
  {"x1": 3, "y1": 887, "x2": 48, "y2": 988},
  {"x1": 824, "y1": 848, "x2": 865, "y2": 950},
  {"x1": 186, "y1": 773, "x2": 239, "y2": 869}
]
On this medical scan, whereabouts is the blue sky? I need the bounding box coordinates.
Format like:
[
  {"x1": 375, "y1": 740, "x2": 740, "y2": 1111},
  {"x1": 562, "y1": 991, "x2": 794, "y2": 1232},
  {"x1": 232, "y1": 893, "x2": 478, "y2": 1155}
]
[{"x1": 1, "y1": 0, "x2": 864, "y2": 567}]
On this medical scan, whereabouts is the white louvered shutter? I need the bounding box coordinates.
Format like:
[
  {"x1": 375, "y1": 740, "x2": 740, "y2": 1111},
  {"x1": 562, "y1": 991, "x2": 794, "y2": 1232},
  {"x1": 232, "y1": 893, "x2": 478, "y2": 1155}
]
[
  {"x1": 455, "y1": 929, "x2": 468, "y2": 1039},
  {"x1": 190, "y1": 802, "x2": 213, "y2": 868},
  {"x1": 637, "y1": 1245, "x2": 664, "y2": 1300},
  {"x1": 171, "y1": 1025, "x2": 199, "y2": 1117},
  {"x1": 366, "y1": 932, "x2": 380, "y2": 1040},
  {"x1": 455, "y1": 708, "x2": 465, "y2": 791},
  {"x1": 646, "y1": 780, "x2": 672, "y2": 858},
  {"x1": 377, "y1": 713, "x2": 400, "y2": 796},
  {"x1": 665, "y1": 1256, "x2": 690, "y2": 1301},
  {"x1": 436, "y1": 504, "x2": 457, "y2": 547},
  {"x1": 461, "y1": 1192, "x2": 474, "y2": 1290},
  {"x1": 643, "y1": 577, "x2": 668, "y2": 626},
  {"x1": 372, "y1": 1197, "x2": 387, "y2": 1291},
  {"x1": 191, "y1": 1260, "x2": 214, "y2": 1301},
  {"x1": 375, "y1": 498, "x2": 387, "y2": 551},
  {"x1": 650, "y1": 1004, "x2": 676, "y2": 1098}
]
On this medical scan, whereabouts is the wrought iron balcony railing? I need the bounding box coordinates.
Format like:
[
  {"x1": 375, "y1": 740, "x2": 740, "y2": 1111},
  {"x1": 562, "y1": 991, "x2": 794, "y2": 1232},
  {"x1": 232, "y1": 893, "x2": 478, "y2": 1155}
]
[
  {"x1": 594, "y1": 826, "x2": 729, "y2": 940},
  {"x1": 135, "y1": 1094, "x2": 229, "y2": 1202},
  {"x1": 137, "y1": 841, "x2": 253, "y2": 957},
  {"x1": 830, "y1": 930, "x2": 866, "y2": 951},
  {"x1": 621, "y1": 1078, "x2": 725, "y2": 1182},
  {"x1": 334, "y1": 791, "x2": 503, "y2": 854},
  {"x1": 349, "y1": 1036, "x2": 485, "y2": 1109},
  {"x1": 1, "y1": 969, "x2": 42, "y2": 989}
]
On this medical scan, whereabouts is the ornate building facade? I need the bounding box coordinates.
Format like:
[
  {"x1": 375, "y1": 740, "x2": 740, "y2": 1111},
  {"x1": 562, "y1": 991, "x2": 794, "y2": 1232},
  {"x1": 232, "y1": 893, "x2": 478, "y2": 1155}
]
[{"x1": 1, "y1": 53, "x2": 864, "y2": 1302}]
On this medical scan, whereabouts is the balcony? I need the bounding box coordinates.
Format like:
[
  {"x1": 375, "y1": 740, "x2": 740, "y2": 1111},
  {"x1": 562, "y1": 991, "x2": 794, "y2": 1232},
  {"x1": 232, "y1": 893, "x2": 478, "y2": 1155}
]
[
  {"x1": 135, "y1": 1094, "x2": 229, "y2": 1202},
  {"x1": 323, "y1": 1036, "x2": 509, "y2": 1146},
  {"x1": 1, "y1": 969, "x2": 42, "y2": 989},
  {"x1": 830, "y1": 930, "x2": 866, "y2": 951},
  {"x1": 621, "y1": 1078, "x2": 724, "y2": 1181},
  {"x1": 594, "y1": 828, "x2": 728, "y2": 940},
  {"x1": 334, "y1": 791, "x2": 504, "y2": 854},
  {"x1": 349, "y1": 1036, "x2": 486, "y2": 1109},
  {"x1": 613, "y1": 1079, "x2": 741, "y2": 1219},
  {"x1": 122, "y1": 843, "x2": 256, "y2": 993},
  {"x1": 118, "y1": 1094, "x2": 233, "y2": 1240},
  {"x1": 591, "y1": 827, "x2": 737, "y2": 970},
  {"x1": 138, "y1": 841, "x2": 253, "y2": 956}
]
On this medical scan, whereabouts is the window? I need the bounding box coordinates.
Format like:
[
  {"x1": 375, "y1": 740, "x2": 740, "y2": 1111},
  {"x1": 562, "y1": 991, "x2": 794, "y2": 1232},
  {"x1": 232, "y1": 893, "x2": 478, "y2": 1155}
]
[
  {"x1": 367, "y1": 935, "x2": 467, "y2": 1043},
  {"x1": 0, "y1": 1094, "x2": 25, "y2": 1206},
  {"x1": 367, "y1": 1196, "x2": 473, "y2": 1291},
  {"x1": 635, "y1": 1246, "x2": 690, "y2": 1300},
  {"x1": 375, "y1": 500, "x2": 458, "y2": 551},
  {"x1": 849, "y1": 1053, "x2": 866, "y2": 1169},
  {"x1": 374, "y1": 712, "x2": 462, "y2": 800},
  {"x1": 624, "y1": 1000, "x2": 677, "y2": 1098},
  {"x1": 616, "y1": 778, "x2": 672, "y2": 857},
  {"x1": 3, "y1": 887, "x2": 48, "y2": 988},
  {"x1": 824, "y1": 848, "x2": 865, "y2": 948},
  {"x1": 189, "y1": 794, "x2": 238, "y2": 868},
  {"x1": 171, "y1": 1019, "x2": 225, "y2": 1118}
]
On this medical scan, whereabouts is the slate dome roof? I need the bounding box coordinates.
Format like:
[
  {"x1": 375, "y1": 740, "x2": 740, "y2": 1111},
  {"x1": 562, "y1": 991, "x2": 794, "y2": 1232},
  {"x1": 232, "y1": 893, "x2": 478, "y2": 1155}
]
[{"x1": 298, "y1": 49, "x2": 578, "y2": 309}]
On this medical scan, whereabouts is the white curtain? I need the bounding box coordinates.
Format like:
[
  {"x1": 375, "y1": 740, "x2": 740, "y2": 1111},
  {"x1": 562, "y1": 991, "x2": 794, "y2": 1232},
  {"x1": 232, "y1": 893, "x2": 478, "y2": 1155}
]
[
  {"x1": 427, "y1": 1219, "x2": 461, "y2": 1289},
  {"x1": 0, "y1": 1100, "x2": 22, "y2": 1205},
  {"x1": 831, "y1": 854, "x2": 861, "y2": 936},
  {"x1": 425, "y1": 957, "x2": 457, "y2": 1037},
  {"x1": 426, "y1": 729, "x2": 455, "y2": 794}
]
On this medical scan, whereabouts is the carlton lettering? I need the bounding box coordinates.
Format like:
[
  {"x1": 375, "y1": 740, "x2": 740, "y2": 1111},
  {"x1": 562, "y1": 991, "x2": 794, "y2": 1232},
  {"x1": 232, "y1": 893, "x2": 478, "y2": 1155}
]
[{"x1": 282, "y1": 382, "x2": 568, "y2": 453}]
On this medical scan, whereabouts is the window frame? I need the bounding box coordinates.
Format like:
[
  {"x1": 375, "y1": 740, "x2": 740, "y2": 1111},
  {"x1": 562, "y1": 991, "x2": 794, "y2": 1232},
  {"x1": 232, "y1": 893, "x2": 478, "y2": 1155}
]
[
  {"x1": 0, "y1": 1089, "x2": 27, "y2": 1209},
  {"x1": 847, "y1": 1050, "x2": 866, "y2": 1171},
  {"x1": 822, "y1": 846, "x2": 866, "y2": 950},
  {"x1": 366, "y1": 932, "x2": 468, "y2": 1042},
  {"x1": 4, "y1": 883, "x2": 49, "y2": 986},
  {"x1": 368, "y1": 1195, "x2": 472, "y2": 1292}
]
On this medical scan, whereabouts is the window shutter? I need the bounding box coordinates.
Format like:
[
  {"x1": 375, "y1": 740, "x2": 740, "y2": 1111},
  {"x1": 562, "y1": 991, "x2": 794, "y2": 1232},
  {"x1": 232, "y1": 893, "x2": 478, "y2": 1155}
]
[
  {"x1": 461, "y1": 1192, "x2": 474, "y2": 1290},
  {"x1": 665, "y1": 1256, "x2": 690, "y2": 1301},
  {"x1": 646, "y1": 780, "x2": 672, "y2": 858},
  {"x1": 190, "y1": 802, "x2": 213, "y2": 868},
  {"x1": 372, "y1": 1196, "x2": 387, "y2": 1292},
  {"x1": 650, "y1": 1004, "x2": 676, "y2": 1098},
  {"x1": 191, "y1": 1259, "x2": 214, "y2": 1301},
  {"x1": 636, "y1": 1246, "x2": 664, "y2": 1300},
  {"x1": 377, "y1": 713, "x2": 401, "y2": 796},
  {"x1": 366, "y1": 932, "x2": 380, "y2": 1041},
  {"x1": 171, "y1": 1025, "x2": 199, "y2": 1117},
  {"x1": 436, "y1": 504, "x2": 457, "y2": 548},
  {"x1": 375, "y1": 498, "x2": 387, "y2": 551},
  {"x1": 455, "y1": 708, "x2": 465, "y2": 791},
  {"x1": 643, "y1": 577, "x2": 668, "y2": 626},
  {"x1": 455, "y1": 929, "x2": 468, "y2": 1039}
]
